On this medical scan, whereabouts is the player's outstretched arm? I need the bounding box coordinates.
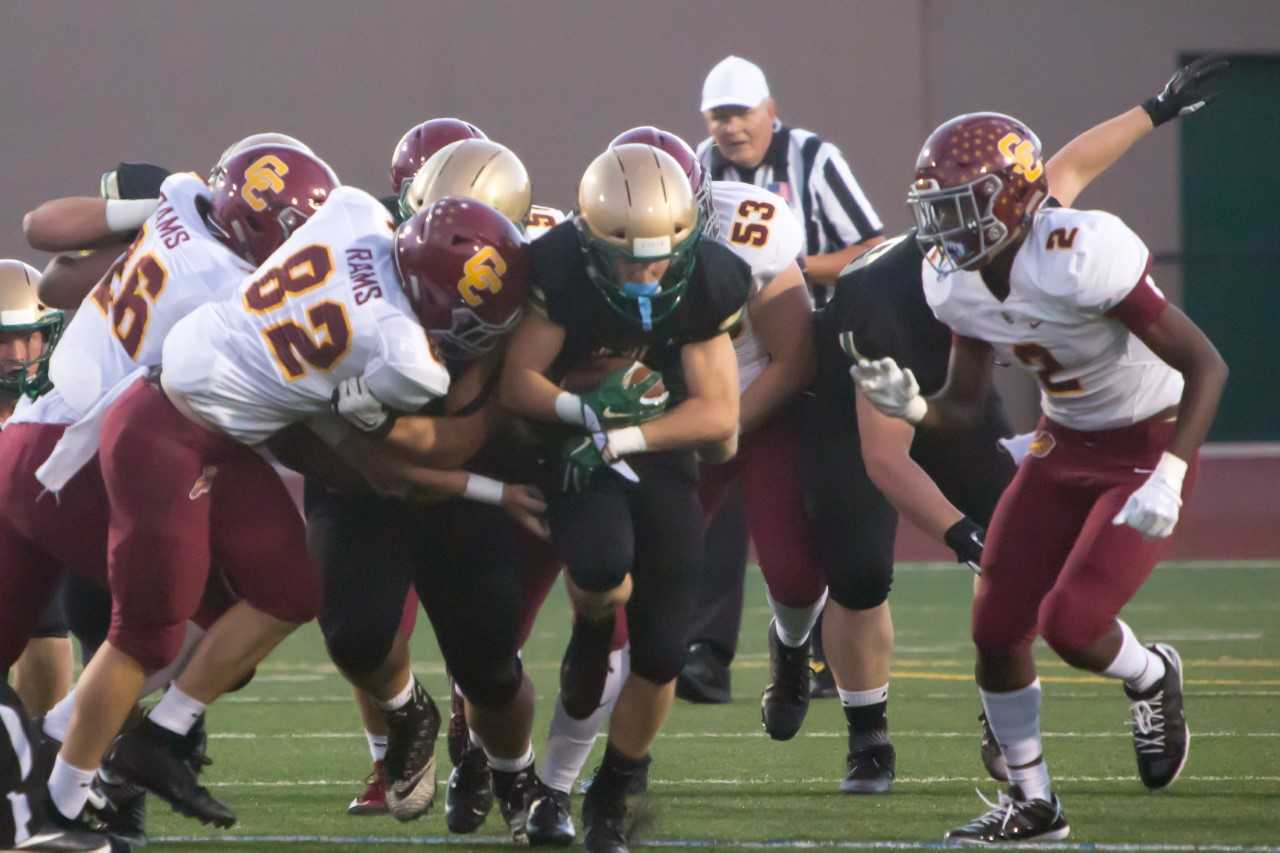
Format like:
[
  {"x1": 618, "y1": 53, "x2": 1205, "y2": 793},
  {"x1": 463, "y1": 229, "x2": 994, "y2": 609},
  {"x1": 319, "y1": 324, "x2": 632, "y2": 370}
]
[
  {"x1": 739, "y1": 261, "x2": 815, "y2": 435},
  {"x1": 37, "y1": 247, "x2": 121, "y2": 309},
  {"x1": 1046, "y1": 55, "x2": 1227, "y2": 207},
  {"x1": 23, "y1": 197, "x2": 156, "y2": 252},
  {"x1": 850, "y1": 335, "x2": 994, "y2": 431}
]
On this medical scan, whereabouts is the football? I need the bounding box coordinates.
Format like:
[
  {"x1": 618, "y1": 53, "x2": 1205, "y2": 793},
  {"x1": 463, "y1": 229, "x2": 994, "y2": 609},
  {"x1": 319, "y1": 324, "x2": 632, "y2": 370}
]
[{"x1": 560, "y1": 356, "x2": 665, "y2": 402}]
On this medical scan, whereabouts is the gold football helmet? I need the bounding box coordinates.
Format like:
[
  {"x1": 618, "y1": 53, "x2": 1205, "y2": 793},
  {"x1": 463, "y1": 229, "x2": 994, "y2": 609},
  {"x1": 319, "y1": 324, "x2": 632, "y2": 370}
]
[
  {"x1": 575, "y1": 144, "x2": 703, "y2": 329},
  {"x1": 401, "y1": 139, "x2": 532, "y2": 226},
  {"x1": 0, "y1": 260, "x2": 63, "y2": 400},
  {"x1": 210, "y1": 132, "x2": 314, "y2": 183}
]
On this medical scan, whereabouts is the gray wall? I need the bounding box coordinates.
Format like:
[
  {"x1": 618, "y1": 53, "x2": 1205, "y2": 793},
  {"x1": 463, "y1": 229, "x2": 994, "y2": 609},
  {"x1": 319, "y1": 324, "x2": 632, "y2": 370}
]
[{"x1": 3, "y1": 0, "x2": 1275, "y2": 427}]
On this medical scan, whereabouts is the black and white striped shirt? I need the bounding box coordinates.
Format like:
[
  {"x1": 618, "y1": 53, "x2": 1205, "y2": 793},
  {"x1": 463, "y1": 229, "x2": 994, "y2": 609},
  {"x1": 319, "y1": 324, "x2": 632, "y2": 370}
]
[{"x1": 696, "y1": 124, "x2": 884, "y2": 258}]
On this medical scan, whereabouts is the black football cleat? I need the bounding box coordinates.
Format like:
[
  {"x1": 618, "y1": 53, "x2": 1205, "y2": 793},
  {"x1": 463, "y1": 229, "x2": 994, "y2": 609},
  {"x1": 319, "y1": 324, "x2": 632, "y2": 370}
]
[
  {"x1": 106, "y1": 716, "x2": 235, "y2": 828},
  {"x1": 527, "y1": 788, "x2": 575, "y2": 847},
  {"x1": 577, "y1": 762, "x2": 648, "y2": 796},
  {"x1": 491, "y1": 765, "x2": 556, "y2": 846},
  {"x1": 761, "y1": 621, "x2": 810, "y2": 741},
  {"x1": 944, "y1": 786, "x2": 1069, "y2": 845},
  {"x1": 383, "y1": 679, "x2": 441, "y2": 822},
  {"x1": 839, "y1": 743, "x2": 895, "y2": 794},
  {"x1": 39, "y1": 800, "x2": 128, "y2": 852},
  {"x1": 809, "y1": 659, "x2": 838, "y2": 699},
  {"x1": 446, "y1": 677, "x2": 469, "y2": 767},
  {"x1": 560, "y1": 615, "x2": 615, "y2": 720},
  {"x1": 581, "y1": 780, "x2": 628, "y2": 853},
  {"x1": 445, "y1": 743, "x2": 493, "y2": 834},
  {"x1": 1125, "y1": 642, "x2": 1190, "y2": 790},
  {"x1": 89, "y1": 773, "x2": 147, "y2": 849},
  {"x1": 978, "y1": 712, "x2": 1009, "y2": 782},
  {"x1": 674, "y1": 642, "x2": 731, "y2": 705}
]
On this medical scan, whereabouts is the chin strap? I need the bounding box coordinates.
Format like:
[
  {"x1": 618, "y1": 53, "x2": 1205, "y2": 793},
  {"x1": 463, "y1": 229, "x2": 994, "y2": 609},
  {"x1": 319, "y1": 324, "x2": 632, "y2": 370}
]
[{"x1": 622, "y1": 281, "x2": 660, "y2": 331}]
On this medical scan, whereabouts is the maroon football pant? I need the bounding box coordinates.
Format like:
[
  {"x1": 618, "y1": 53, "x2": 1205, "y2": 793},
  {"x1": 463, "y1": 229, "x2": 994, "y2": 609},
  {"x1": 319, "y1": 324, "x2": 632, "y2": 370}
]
[
  {"x1": 700, "y1": 406, "x2": 826, "y2": 608},
  {"x1": 100, "y1": 379, "x2": 319, "y2": 672},
  {"x1": 973, "y1": 414, "x2": 1197, "y2": 660}
]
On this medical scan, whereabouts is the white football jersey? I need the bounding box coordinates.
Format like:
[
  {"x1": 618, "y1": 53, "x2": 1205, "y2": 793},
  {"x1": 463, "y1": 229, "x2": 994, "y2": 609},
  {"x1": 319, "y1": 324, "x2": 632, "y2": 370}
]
[
  {"x1": 923, "y1": 207, "x2": 1183, "y2": 431},
  {"x1": 50, "y1": 173, "x2": 253, "y2": 419},
  {"x1": 711, "y1": 180, "x2": 807, "y2": 392},
  {"x1": 162, "y1": 186, "x2": 451, "y2": 445},
  {"x1": 6, "y1": 388, "x2": 82, "y2": 429},
  {"x1": 525, "y1": 204, "x2": 566, "y2": 240}
]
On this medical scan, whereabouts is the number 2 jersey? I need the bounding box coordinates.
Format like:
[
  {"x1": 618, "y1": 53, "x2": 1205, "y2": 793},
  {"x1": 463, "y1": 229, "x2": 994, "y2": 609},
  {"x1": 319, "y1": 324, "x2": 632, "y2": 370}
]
[
  {"x1": 710, "y1": 180, "x2": 807, "y2": 392},
  {"x1": 162, "y1": 186, "x2": 450, "y2": 445},
  {"x1": 923, "y1": 207, "x2": 1182, "y2": 431}
]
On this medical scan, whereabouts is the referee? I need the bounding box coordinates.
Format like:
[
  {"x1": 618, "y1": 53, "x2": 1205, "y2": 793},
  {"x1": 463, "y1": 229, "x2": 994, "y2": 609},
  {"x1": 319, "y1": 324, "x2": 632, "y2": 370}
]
[{"x1": 696, "y1": 55, "x2": 885, "y2": 294}]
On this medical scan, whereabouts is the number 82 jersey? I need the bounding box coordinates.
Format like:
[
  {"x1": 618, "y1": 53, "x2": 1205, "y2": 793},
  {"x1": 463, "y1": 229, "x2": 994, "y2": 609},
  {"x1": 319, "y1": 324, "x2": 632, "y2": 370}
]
[{"x1": 162, "y1": 186, "x2": 450, "y2": 445}]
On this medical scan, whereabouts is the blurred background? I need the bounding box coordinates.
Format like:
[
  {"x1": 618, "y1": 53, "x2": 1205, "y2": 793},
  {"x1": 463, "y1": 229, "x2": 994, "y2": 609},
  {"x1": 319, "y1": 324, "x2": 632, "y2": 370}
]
[{"x1": 2, "y1": 0, "x2": 1276, "y2": 552}]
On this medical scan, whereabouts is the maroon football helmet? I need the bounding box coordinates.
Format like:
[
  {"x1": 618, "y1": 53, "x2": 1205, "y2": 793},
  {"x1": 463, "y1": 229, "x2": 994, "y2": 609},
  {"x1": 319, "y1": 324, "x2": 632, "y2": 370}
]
[
  {"x1": 208, "y1": 145, "x2": 339, "y2": 266},
  {"x1": 610, "y1": 125, "x2": 716, "y2": 236},
  {"x1": 393, "y1": 197, "x2": 528, "y2": 360},
  {"x1": 389, "y1": 119, "x2": 487, "y2": 196},
  {"x1": 908, "y1": 112, "x2": 1048, "y2": 272}
]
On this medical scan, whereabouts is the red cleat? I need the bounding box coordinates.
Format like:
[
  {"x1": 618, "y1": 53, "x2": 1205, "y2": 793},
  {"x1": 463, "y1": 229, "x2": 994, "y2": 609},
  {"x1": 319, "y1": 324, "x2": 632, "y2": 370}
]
[{"x1": 347, "y1": 761, "x2": 390, "y2": 816}]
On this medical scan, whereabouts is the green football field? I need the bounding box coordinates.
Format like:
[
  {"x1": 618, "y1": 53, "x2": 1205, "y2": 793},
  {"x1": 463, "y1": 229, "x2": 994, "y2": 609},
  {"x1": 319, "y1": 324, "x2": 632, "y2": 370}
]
[{"x1": 143, "y1": 561, "x2": 1280, "y2": 851}]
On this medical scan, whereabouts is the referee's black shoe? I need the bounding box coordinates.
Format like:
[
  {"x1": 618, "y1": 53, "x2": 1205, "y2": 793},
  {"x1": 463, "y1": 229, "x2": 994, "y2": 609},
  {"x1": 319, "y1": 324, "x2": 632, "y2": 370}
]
[
  {"x1": 675, "y1": 642, "x2": 731, "y2": 705},
  {"x1": 761, "y1": 621, "x2": 810, "y2": 741},
  {"x1": 106, "y1": 716, "x2": 235, "y2": 828}
]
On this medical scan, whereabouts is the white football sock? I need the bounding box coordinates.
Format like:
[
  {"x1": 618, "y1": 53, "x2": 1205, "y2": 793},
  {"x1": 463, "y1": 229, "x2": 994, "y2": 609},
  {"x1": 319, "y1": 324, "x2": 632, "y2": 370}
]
[
  {"x1": 1102, "y1": 620, "x2": 1165, "y2": 693},
  {"x1": 43, "y1": 689, "x2": 75, "y2": 743},
  {"x1": 837, "y1": 683, "x2": 888, "y2": 707},
  {"x1": 365, "y1": 730, "x2": 388, "y2": 763},
  {"x1": 542, "y1": 646, "x2": 629, "y2": 794},
  {"x1": 149, "y1": 684, "x2": 206, "y2": 736},
  {"x1": 1008, "y1": 757, "x2": 1053, "y2": 803},
  {"x1": 378, "y1": 676, "x2": 415, "y2": 712},
  {"x1": 48, "y1": 756, "x2": 96, "y2": 820},
  {"x1": 766, "y1": 588, "x2": 828, "y2": 648},
  {"x1": 980, "y1": 679, "x2": 1051, "y2": 800},
  {"x1": 485, "y1": 744, "x2": 534, "y2": 773}
]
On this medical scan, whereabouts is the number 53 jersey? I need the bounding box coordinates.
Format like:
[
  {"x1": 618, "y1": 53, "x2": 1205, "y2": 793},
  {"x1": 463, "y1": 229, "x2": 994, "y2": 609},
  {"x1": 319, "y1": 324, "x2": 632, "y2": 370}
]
[
  {"x1": 162, "y1": 186, "x2": 451, "y2": 445},
  {"x1": 923, "y1": 207, "x2": 1182, "y2": 431}
]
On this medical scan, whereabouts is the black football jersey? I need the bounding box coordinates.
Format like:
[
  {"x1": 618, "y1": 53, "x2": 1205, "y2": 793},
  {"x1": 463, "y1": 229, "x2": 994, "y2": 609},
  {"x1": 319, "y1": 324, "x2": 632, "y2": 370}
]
[{"x1": 529, "y1": 219, "x2": 751, "y2": 404}]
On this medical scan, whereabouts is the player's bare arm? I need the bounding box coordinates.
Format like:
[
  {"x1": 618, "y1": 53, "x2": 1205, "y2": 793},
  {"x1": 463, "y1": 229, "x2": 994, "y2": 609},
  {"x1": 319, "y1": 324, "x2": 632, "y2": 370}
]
[
  {"x1": 497, "y1": 306, "x2": 569, "y2": 423},
  {"x1": 738, "y1": 260, "x2": 814, "y2": 434},
  {"x1": 23, "y1": 196, "x2": 150, "y2": 252},
  {"x1": 37, "y1": 247, "x2": 121, "y2": 310},
  {"x1": 916, "y1": 335, "x2": 995, "y2": 430},
  {"x1": 639, "y1": 331, "x2": 740, "y2": 455},
  {"x1": 1131, "y1": 302, "x2": 1228, "y2": 464},
  {"x1": 854, "y1": 391, "x2": 964, "y2": 540}
]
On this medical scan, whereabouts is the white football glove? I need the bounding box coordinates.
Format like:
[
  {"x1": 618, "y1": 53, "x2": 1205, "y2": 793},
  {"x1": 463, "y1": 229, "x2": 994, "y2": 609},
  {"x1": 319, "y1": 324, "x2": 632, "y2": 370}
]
[
  {"x1": 850, "y1": 357, "x2": 927, "y2": 424},
  {"x1": 330, "y1": 377, "x2": 394, "y2": 435},
  {"x1": 1112, "y1": 452, "x2": 1187, "y2": 539}
]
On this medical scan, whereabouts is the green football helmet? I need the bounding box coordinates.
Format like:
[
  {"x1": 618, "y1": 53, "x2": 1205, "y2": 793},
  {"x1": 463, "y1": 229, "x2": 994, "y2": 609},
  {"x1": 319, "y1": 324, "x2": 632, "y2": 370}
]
[{"x1": 0, "y1": 259, "x2": 63, "y2": 401}]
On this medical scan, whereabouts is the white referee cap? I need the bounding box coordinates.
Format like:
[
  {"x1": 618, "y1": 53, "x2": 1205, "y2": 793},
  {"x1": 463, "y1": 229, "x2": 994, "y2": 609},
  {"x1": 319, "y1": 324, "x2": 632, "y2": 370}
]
[{"x1": 700, "y1": 55, "x2": 770, "y2": 112}]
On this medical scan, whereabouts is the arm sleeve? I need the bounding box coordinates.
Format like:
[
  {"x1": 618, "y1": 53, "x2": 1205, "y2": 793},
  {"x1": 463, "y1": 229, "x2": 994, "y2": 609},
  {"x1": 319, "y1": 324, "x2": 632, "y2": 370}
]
[
  {"x1": 1106, "y1": 264, "x2": 1168, "y2": 333},
  {"x1": 812, "y1": 143, "x2": 884, "y2": 246},
  {"x1": 363, "y1": 313, "x2": 451, "y2": 412}
]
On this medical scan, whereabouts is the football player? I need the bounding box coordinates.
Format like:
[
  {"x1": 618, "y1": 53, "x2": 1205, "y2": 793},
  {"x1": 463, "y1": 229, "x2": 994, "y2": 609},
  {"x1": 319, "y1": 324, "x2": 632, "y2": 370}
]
[
  {"x1": 0, "y1": 260, "x2": 74, "y2": 721},
  {"x1": 814, "y1": 56, "x2": 1229, "y2": 801},
  {"x1": 855, "y1": 100, "x2": 1227, "y2": 842},
  {"x1": 33, "y1": 145, "x2": 349, "y2": 834},
  {"x1": 500, "y1": 144, "x2": 750, "y2": 853}
]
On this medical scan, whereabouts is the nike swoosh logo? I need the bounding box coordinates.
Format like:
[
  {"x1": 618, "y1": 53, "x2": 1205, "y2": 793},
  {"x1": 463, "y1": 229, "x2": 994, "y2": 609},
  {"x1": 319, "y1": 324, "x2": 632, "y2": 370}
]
[
  {"x1": 602, "y1": 407, "x2": 626, "y2": 419},
  {"x1": 1029, "y1": 320, "x2": 1043, "y2": 328}
]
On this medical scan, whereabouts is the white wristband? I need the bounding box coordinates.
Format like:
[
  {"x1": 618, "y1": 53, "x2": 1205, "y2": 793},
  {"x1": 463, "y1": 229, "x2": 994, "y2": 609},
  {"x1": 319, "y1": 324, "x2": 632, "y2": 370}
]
[
  {"x1": 464, "y1": 474, "x2": 505, "y2": 505},
  {"x1": 554, "y1": 391, "x2": 586, "y2": 427},
  {"x1": 1153, "y1": 451, "x2": 1188, "y2": 491},
  {"x1": 904, "y1": 395, "x2": 928, "y2": 425},
  {"x1": 104, "y1": 198, "x2": 160, "y2": 232},
  {"x1": 605, "y1": 426, "x2": 646, "y2": 458}
]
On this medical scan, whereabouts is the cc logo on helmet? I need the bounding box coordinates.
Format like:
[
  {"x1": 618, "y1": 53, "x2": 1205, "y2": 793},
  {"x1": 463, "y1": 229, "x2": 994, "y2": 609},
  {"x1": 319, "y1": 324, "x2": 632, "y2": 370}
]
[
  {"x1": 996, "y1": 132, "x2": 1043, "y2": 182},
  {"x1": 457, "y1": 246, "x2": 506, "y2": 307},
  {"x1": 241, "y1": 154, "x2": 291, "y2": 212}
]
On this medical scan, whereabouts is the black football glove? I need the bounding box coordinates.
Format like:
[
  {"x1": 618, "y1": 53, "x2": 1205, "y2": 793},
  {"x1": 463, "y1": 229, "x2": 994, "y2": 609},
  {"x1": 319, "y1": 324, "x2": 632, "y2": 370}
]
[
  {"x1": 1142, "y1": 55, "x2": 1228, "y2": 128},
  {"x1": 100, "y1": 162, "x2": 173, "y2": 200},
  {"x1": 944, "y1": 517, "x2": 985, "y2": 576}
]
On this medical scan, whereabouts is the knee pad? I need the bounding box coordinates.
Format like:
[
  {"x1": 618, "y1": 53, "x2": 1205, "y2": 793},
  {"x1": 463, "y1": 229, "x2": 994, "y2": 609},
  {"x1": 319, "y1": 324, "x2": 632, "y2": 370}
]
[
  {"x1": 827, "y1": 559, "x2": 893, "y2": 611},
  {"x1": 454, "y1": 655, "x2": 523, "y2": 709},
  {"x1": 626, "y1": 632, "x2": 684, "y2": 685},
  {"x1": 320, "y1": 613, "x2": 396, "y2": 678},
  {"x1": 566, "y1": 550, "x2": 632, "y2": 595}
]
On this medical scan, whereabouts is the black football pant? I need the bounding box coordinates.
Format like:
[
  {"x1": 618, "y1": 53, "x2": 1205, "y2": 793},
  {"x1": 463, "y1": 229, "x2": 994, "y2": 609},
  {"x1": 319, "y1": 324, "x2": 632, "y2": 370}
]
[
  {"x1": 549, "y1": 450, "x2": 704, "y2": 685},
  {"x1": 306, "y1": 484, "x2": 524, "y2": 709}
]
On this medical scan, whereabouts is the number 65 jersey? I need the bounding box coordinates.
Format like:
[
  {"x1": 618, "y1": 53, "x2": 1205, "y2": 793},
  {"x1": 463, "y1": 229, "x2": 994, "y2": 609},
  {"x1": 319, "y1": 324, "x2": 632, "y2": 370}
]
[
  {"x1": 923, "y1": 207, "x2": 1183, "y2": 431},
  {"x1": 162, "y1": 186, "x2": 451, "y2": 445}
]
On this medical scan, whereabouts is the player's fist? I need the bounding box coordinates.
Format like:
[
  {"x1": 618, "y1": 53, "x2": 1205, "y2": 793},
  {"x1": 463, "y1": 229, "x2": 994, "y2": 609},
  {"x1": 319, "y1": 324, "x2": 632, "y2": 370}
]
[
  {"x1": 580, "y1": 362, "x2": 669, "y2": 429},
  {"x1": 1143, "y1": 55, "x2": 1228, "y2": 128},
  {"x1": 944, "y1": 517, "x2": 985, "y2": 575},
  {"x1": 331, "y1": 377, "x2": 395, "y2": 436},
  {"x1": 850, "y1": 357, "x2": 927, "y2": 424},
  {"x1": 1112, "y1": 452, "x2": 1187, "y2": 539}
]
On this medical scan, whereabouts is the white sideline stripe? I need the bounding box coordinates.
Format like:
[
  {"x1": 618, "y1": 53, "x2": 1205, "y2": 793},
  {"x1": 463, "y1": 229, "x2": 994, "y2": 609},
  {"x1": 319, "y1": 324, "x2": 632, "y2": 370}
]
[
  {"x1": 201, "y1": 774, "x2": 1280, "y2": 789},
  {"x1": 150, "y1": 834, "x2": 1280, "y2": 851},
  {"x1": 207, "y1": 729, "x2": 1279, "y2": 740},
  {"x1": 889, "y1": 560, "x2": 1280, "y2": 572}
]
